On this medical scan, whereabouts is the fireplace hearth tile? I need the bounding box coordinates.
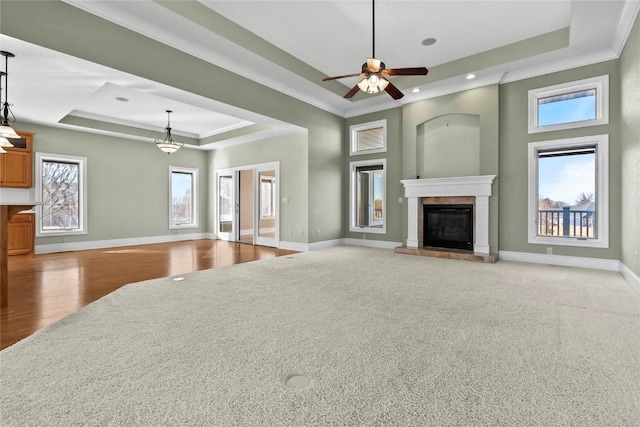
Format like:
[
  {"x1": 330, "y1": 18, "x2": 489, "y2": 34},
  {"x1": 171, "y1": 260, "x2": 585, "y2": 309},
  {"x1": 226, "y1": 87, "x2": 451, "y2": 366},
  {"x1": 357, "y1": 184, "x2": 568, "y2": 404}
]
[{"x1": 394, "y1": 245, "x2": 497, "y2": 263}]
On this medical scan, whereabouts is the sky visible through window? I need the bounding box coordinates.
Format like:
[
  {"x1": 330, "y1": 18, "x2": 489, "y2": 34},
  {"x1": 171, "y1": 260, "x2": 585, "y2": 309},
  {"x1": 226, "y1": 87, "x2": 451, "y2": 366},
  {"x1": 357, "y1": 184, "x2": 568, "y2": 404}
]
[
  {"x1": 539, "y1": 153, "x2": 595, "y2": 205},
  {"x1": 538, "y1": 91, "x2": 596, "y2": 127},
  {"x1": 374, "y1": 172, "x2": 383, "y2": 202},
  {"x1": 172, "y1": 172, "x2": 192, "y2": 202}
]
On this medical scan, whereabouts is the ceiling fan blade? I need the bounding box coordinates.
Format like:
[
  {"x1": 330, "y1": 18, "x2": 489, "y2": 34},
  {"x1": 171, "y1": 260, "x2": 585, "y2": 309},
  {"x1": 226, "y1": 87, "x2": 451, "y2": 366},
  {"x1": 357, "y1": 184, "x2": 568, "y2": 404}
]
[
  {"x1": 384, "y1": 81, "x2": 404, "y2": 100},
  {"x1": 322, "y1": 73, "x2": 364, "y2": 81},
  {"x1": 384, "y1": 67, "x2": 429, "y2": 76},
  {"x1": 344, "y1": 84, "x2": 361, "y2": 99}
]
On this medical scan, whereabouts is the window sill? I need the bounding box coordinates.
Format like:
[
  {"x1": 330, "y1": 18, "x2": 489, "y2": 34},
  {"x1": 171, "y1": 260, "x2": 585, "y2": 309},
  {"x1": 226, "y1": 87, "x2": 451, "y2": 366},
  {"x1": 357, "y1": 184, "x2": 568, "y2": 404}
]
[
  {"x1": 37, "y1": 230, "x2": 87, "y2": 238},
  {"x1": 529, "y1": 235, "x2": 608, "y2": 249},
  {"x1": 170, "y1": 224, "x2": 198, "y2": 230},
  {"x1": 349, "y1": 226, "x2": 386, "y2": 235}
]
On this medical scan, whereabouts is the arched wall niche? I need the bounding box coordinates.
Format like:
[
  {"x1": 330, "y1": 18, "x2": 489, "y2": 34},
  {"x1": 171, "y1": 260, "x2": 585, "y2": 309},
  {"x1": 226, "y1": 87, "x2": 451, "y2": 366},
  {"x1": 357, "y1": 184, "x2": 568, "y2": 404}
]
[{"x1": 417, "y1": 113, "x2": 480, "y2": 178}]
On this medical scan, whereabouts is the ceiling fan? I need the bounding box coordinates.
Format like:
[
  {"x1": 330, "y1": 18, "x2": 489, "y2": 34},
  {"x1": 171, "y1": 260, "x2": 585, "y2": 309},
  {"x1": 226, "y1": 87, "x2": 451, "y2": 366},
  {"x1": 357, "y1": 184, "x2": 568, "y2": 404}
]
[{"x1": 322, "y1": 0, "x2": 428, "y2": 100}]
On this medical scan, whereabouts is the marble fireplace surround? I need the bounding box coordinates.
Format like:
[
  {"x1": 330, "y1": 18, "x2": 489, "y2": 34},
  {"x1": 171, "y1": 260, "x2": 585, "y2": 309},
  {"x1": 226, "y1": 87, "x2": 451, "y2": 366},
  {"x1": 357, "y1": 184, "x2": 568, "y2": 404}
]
[{"x1": 400, "y1": 175, "x2": 496, "y2": 254}]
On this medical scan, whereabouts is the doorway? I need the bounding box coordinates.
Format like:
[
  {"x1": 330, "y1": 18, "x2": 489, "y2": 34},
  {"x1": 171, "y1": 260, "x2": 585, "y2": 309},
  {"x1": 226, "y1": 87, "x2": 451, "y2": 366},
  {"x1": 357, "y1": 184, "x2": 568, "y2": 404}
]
[{"x1": 215, "y1": 162, "x2": 279, "y2": 248}]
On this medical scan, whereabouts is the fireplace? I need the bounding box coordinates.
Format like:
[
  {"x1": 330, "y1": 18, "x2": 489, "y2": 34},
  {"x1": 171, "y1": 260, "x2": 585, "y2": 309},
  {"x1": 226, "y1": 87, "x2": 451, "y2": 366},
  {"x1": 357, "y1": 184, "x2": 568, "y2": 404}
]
[
  {"x1": 400, "y1": 175, "x2": 496, "y2": 254},
  {"x1": 423, "y1": 204, "x2": 473, "y2": 250}
]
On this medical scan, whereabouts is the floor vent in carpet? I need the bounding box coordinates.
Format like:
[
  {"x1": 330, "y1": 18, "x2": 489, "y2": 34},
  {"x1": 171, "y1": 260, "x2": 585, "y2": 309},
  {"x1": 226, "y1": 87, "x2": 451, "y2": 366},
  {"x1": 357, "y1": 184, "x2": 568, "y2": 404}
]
[{"x1": 286, "y1": 375, "x2": 311, "y2": 390}]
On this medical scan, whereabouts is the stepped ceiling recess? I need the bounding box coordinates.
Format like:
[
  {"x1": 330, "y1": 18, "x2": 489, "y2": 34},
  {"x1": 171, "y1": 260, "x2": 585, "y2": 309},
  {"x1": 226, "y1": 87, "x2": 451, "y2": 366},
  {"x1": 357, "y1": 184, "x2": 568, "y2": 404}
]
[{"x1": 0, "y1": 0, "x2": 638, "y2": 150}]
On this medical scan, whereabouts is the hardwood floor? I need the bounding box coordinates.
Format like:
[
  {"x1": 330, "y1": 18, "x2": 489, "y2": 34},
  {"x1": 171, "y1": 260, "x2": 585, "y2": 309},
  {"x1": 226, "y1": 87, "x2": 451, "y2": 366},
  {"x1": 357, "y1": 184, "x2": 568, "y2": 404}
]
[{"x1": 0, "y1": 239, "x2": 297, "y2": 350}]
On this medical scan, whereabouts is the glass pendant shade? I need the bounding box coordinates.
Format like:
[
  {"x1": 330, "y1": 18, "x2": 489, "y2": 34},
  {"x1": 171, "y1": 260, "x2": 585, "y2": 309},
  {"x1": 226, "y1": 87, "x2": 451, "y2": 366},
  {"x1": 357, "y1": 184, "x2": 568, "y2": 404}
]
[
  {"x1": 156, "y1": 142, "x2": 181, "y2": 154},
  {"x1": 0, "y1": 135, "x2": 14, "y2": 147},
  {"x1": 357, "y1": 74, "x2": 389, "y2": 94},
  {"x1": 0, "y1": 124, "x2": 19, "y2": 139}
]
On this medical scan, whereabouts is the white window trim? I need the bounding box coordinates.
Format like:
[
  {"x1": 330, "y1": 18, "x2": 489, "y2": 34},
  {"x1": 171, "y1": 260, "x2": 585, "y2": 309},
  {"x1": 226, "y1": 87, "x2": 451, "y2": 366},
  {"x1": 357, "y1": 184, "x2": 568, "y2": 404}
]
[
  {"x1": 528, "y1": 75, "x2": 609, "y2": 134},
  {"x1": 169, "y1": 166, "x2": 198, "y2": 229},
  {"x1": 35, "y1": 152, "x2": 88, "y2": 237},
  {"x1": 349, "y1": 158, "x2": 386, "y2": 234},
  {"x1": 527, "y1": 134, "x2": 609, "y2": 248},
  {"x1": 350, "y1": 119, "x2": 387, "y2": 156}
]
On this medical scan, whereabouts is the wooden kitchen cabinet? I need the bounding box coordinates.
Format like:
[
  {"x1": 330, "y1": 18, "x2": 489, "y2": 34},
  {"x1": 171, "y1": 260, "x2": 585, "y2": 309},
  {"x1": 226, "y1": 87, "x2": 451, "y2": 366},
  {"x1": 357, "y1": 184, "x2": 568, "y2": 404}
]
[
  {"x1": 0, "y1": 131, "x2": 33, "y2": 188},
  {"x1": 8, "y1": 213, "x2": 35, "y2": 255}
]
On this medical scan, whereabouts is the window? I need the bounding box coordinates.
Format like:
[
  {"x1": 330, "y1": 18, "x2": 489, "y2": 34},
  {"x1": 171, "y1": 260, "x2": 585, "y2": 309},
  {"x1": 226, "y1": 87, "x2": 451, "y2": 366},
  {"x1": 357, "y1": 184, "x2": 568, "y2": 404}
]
[
  {"x1": 528, "y1": 75, "x2": 608, "y2": 133},
  {"x1": 260, "y1": 175, "x2": 275, "y2": 218},
  {"x1": 350, "y1": 159, "x2": 386, "y2": 234},
  {"x1": 35, "y1": 153, "x2": 87, "y2": 236},
  {"x1": 528, "y1": 135, "x2": 608, "y2": 248},
  {"x1": 170, "y1": 167, "x2": 197, "y2": 229},
  {"x1": 350, "y1": 119, "x2": 387, "y2": 155}
]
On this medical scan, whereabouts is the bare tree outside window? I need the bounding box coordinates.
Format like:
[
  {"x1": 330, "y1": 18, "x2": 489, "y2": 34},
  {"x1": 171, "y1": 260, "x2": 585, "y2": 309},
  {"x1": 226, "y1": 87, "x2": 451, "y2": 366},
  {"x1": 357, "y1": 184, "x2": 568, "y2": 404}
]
[
  {"x1": 41, "y1": 160, "x2": 80, "y2": 231},
  {"x1": 171, "y1": 171, "x2": 195, "y2": 226}
]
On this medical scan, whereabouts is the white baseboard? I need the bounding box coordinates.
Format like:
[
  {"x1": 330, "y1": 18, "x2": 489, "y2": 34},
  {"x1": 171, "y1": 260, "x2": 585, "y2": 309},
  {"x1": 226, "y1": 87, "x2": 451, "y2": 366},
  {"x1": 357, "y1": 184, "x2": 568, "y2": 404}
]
[
  {"x1": 35, "y1": 233, "x2": 215, "y2": 254},
  {"x1": 344, "y1": 238, "x2": 402, "y2": 250},
  {"x1": 308, "y1": 239, "x2": 345, "y2": 251},
  {"x1": 279, "y1": 238, "x2": 401, "y2": 252},
  {"x1": 498, "y1": 250, "x2": 620, "y2": 271},
  {"x1": 499, "y1": 250, "x2": 640, "y2": 293},
  {"x1": 278, "y1": 241, "x2": 310, "y2": 252},
  {"x1": 620, "y1": 262, "x2": 640, "y2": 293}
]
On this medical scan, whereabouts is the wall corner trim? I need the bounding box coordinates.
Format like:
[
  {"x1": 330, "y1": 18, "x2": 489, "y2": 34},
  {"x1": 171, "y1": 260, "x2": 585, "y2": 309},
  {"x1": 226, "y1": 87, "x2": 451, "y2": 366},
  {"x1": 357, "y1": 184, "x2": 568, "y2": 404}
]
[{"x1": 620, "y1": 262, "x2": 640, "y2": 294}]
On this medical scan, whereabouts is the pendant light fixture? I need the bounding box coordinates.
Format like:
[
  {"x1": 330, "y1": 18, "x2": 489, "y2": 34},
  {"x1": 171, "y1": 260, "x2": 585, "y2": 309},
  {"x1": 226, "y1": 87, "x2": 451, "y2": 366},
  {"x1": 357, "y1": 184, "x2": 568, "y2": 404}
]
[
  {"x1": 155, "y1": 110, "x2": 184, "y2": 154},
  {"x1": 0, "y1": 50, "x2": 20, "y2": 143},
  {"x1": 0, "y1": 50, "x2": 20, "y2": 154}
]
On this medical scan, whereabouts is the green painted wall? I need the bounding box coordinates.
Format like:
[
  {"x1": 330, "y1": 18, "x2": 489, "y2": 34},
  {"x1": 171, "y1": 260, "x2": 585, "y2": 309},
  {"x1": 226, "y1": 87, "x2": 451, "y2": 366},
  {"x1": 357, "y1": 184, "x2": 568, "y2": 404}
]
[
  {"x1": 498, "y1": 60, "x2": 621, "y2": 259},
  {"x1": 17, "y1": 123, "x2": 208, "y2": 246},
  {"x1": 418, "y1": 114, "x2": 481, "y2": 178},
  {"x1": 306, "y1": 114, "x2": 345, "y2": 243},
  {"x1": 620, "y1": 16, "x2": 640, "y2": 276},
  {"x1": 345, "y1": 108, "x2": 404, "y2": 243},
  {"x1": 209, "y1": 132, "x2": 309, "y2": 244}
]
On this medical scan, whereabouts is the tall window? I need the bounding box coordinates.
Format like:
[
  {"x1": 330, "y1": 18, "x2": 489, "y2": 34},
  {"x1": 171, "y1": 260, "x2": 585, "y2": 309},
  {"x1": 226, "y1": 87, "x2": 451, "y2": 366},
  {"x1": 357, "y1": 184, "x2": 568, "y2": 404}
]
[
  {"x1": 350, "y1": 159, "x2": 386, "y2": 233},
  {"x1": 528, "y1": 75, "x2": 608, "y2": 133},
  {"x1": 528, "y1": 135, "x2": 608, "y2": 248},
  {"x1": 260, "y1": 176, "x2": 275, "y2": 218},
  {"x1": 350, "y1": 119, "x2": 387, "y2": 155},
  {"x1": 36, "y1": 153, "x2": 87, "y2": 236},
  {"x1": 170, "y1": 167, "x2": 197, "y2": 229}
]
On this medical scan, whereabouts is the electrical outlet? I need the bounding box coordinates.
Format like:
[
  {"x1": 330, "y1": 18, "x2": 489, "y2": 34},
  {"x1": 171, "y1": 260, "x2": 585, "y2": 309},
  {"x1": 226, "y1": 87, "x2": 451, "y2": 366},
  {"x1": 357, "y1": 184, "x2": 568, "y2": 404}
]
[
  {"x1": 288, "y1": 230, "x2": 293, "y2": 236},
  {"x1": 316, "y1": 229, "x2": 320, "y2": 236},
  {"x1": 63, "y1": 237, "x2": 69, "y2": 244},
  {"x1": 298, "y1": 230, "x2": 303, "y2": 237},
  {"x1": 546, "y1": 247, "x2": 553, "y2": 255},
  {"x1": 362, "y1": 234, "x2": 366, "y2": 240}
]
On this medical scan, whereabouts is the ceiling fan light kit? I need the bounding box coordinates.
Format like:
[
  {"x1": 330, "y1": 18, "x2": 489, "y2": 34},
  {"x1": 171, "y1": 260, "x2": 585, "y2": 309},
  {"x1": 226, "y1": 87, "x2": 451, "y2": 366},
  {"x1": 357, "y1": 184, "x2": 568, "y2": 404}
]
[{"x1": 322, "y1": 0, "x2": 428, "y2": 100}]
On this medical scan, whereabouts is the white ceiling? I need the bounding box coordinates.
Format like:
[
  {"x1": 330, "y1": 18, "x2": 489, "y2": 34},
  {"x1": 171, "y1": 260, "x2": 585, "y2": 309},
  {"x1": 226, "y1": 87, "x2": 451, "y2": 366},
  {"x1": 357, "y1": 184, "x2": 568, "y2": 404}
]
[{"x1": 0, "y1": 0, "x2": 638, "y2": 150}]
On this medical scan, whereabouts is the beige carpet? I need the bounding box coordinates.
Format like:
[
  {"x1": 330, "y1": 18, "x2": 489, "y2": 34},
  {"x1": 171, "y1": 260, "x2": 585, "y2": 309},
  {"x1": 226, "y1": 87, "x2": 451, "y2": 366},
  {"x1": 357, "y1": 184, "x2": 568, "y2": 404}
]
[{"x1": 1, "y1": 246, "x2": 639, "y2": 426}]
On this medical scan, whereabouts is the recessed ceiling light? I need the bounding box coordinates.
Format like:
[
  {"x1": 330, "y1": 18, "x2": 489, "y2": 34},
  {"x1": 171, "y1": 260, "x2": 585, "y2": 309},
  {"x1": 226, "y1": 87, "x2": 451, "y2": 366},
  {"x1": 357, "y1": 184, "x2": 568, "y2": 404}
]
[
  {"x1": 115, "y1": 97, "x2": 129, "y2": 102},
  {"x1": 412, "y1": 88, "x2": 421, "y2": 93},
  {"x1": 421, "y1": 37, "x2": 437, "y2": 46},
  {"x1": 466, "y1": 74, "x2": 477, "y2": 80}
]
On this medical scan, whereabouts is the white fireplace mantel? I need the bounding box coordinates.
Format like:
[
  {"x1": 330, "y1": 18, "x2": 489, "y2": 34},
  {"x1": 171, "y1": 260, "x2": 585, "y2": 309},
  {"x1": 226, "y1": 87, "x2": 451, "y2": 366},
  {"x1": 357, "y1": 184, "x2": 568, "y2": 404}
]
[{"x1": 401, "y1": 175, "x2": 496, "y2": 254}]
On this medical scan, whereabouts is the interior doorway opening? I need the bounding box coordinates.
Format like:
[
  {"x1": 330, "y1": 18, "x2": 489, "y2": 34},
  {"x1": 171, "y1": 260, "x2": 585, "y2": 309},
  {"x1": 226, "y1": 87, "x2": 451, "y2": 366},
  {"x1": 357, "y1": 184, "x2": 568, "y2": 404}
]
[{"x1": 215, "y1": 162, "x2": 279, "y2": 248}]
